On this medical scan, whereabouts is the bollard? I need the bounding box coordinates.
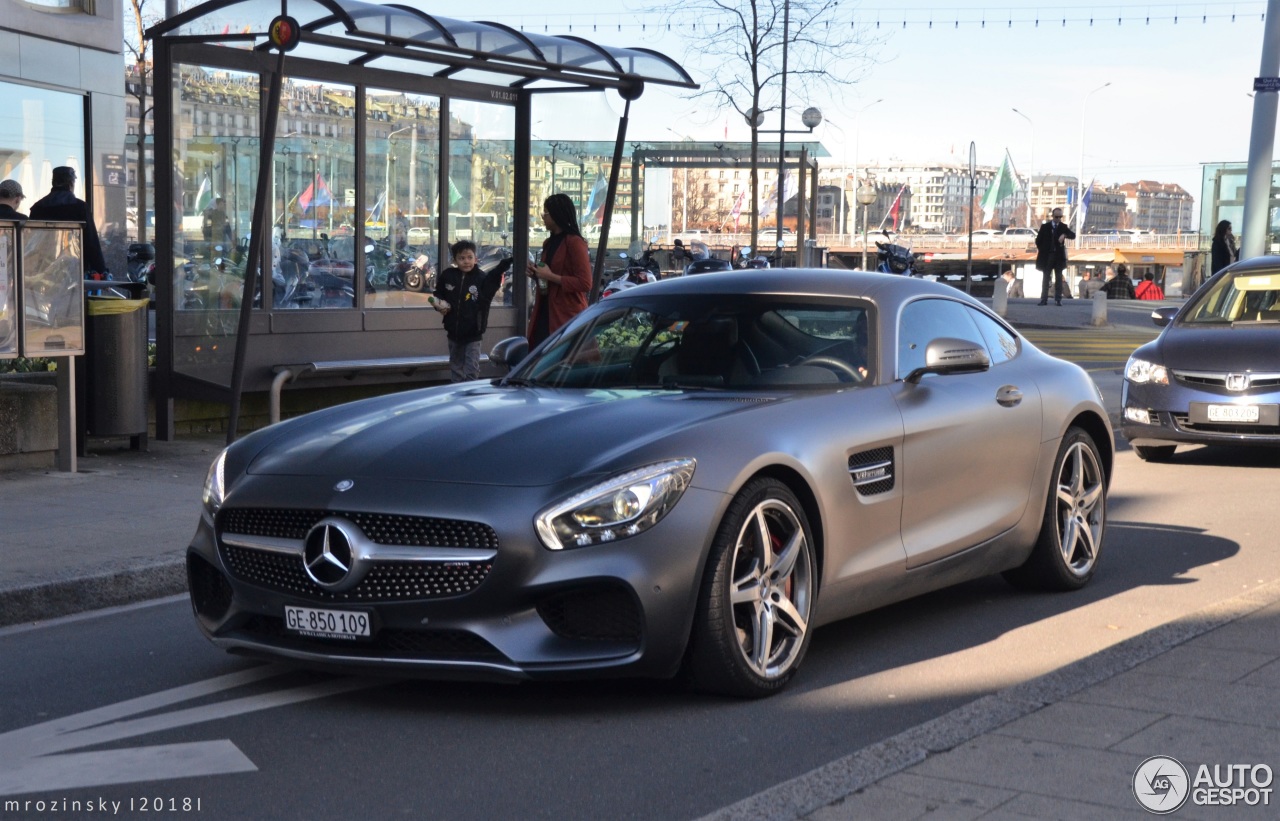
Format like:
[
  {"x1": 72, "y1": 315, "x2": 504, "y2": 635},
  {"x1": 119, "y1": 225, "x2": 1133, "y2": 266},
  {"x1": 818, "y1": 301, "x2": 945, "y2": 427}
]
[
  {"x1": 992, "y1": 277, "x2": 1009, "y2": 316},
  {"x1": 1091, "y1": 290, "x2": 1108, "y2": 326}
]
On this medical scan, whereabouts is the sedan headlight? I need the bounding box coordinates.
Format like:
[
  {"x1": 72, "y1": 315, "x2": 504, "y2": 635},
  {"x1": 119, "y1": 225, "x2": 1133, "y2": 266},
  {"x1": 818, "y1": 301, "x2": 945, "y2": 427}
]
[
  {"x1": 535, "y1": 459, "x2": 695, "y2": 550},
  {"x1": 1124, "y1": 356, "x2": 1169, "y2": 386},
  {"x1": 202, "y1": 448, "x2": 228, "y2": 515}
]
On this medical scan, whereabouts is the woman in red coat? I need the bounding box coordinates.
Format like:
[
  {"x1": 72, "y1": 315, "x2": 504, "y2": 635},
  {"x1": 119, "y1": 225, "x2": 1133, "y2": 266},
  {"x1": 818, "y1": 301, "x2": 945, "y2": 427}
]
[{"x1": 527, "y1": 193, "x2": 593, "y2": 347}]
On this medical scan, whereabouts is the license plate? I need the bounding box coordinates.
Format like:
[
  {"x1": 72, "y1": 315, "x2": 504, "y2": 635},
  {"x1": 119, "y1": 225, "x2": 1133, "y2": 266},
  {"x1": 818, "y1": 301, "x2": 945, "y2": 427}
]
[
  {"x1": 284, "y1": 605, "x2": 372, "y2": 640},
  {"x1": 1207, "y1": 404, "x2": 1260, "y2": 423}
]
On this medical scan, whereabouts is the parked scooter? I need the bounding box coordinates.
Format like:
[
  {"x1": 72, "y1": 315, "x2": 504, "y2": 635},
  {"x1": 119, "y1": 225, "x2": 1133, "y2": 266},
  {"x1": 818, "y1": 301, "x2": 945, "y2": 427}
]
[
  {"x1": 736, "y1": 245, "x2": 770, "y2": 269},
  {"x1": 875, "y1": 231, "x2": 917, "y2": 276},
  {"x1": 601, "y1": 252, "x2": 659, "y2": 298}
]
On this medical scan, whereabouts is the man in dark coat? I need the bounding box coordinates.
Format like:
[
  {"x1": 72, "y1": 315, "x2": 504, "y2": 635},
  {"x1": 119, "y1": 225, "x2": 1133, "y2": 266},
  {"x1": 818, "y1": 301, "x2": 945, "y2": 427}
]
[
  {"x1": 29, "y1": 166, "x2": 108, "y2": 275},
  {"x1": 1034, "y1": 207, "x2": 1076, "y2": 306}
]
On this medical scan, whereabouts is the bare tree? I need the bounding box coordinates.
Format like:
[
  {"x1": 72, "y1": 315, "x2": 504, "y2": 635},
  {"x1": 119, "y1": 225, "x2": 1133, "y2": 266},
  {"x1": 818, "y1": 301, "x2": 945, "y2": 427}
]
[
  {"x1": 125, "y1": 0, "x2": 161, "y2": 243},
  {"x1": 659, "y1": 1, "x2": 878, "y2": 247}
]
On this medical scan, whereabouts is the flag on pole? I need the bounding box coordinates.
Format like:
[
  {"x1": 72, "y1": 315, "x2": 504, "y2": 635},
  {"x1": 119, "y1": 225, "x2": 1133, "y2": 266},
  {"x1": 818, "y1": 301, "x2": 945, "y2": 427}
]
[
  {"x1": 298, "y1": 173, "x2": 333, "y2": 210},
  {"x1": 759, "y1": 172, "x2": 795, "y2": 218},
  {"x1": 584, "y1": 173, "x2": 608, "y2": 223},
  {"x1": 878, "y1": 184, "x2": 908, "y2": 231},
  {"x1": 979, "y1": 151, "x2": 1017, "y2": 225},
  {"x1": 447, "y1": 177, "x2": 462, "y2": 206},
  {"x1": 194, "y1": 175, "x2": 211, "y2": 215},
  {"x1": 728, "y1": 187, "x2": 748, "y2": 226},
  {"x1": 366, "y1": 190, "x2": 387, "y2": 224}
]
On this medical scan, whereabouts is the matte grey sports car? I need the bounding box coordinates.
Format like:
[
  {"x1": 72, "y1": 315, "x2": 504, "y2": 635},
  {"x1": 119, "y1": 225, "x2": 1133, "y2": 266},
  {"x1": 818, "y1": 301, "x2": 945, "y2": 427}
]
[
  {"x1": 188, "y1": 269, "x2": 1113, "y2": 697},
  {"x1": 1122, "y1": 256, "x2": 1280, "y2": 461}
]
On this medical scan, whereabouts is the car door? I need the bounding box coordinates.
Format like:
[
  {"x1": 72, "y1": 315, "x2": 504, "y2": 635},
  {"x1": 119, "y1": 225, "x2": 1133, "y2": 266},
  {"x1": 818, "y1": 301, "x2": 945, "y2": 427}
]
[{"x1": 889, "y1": 298, "x2": 1043, "y2": 568}]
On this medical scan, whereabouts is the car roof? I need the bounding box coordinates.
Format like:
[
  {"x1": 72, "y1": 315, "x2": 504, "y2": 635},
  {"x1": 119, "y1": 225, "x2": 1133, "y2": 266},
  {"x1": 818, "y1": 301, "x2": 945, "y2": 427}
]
[{"x1": 615, "y1": 267, "x2": 984, "y2": 306}]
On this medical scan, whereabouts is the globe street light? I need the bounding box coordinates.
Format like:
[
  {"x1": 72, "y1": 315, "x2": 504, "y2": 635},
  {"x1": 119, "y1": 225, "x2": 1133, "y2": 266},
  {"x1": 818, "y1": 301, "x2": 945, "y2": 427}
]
[
  {"x1": 856, "y1": 180, "x2": 877, "y2": 270},
  {"x1": 1011, "y1": 107, "x2": 1034, "y2": 226},
  {"x1": 1077, "y1": 82, "x2": 1111, "y2": 236}
]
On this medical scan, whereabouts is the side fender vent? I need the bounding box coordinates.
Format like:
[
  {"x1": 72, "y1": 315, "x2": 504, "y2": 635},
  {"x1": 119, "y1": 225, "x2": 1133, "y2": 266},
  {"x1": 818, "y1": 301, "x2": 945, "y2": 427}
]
[{"x1": 849, "y1": 447, "x2": 895, "y2": 496}]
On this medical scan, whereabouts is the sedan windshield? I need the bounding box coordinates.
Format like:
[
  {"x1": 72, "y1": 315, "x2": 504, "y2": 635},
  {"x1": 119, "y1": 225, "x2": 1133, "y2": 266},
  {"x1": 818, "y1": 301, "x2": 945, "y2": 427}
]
[
  {"x1": 1182, "y1": 271, "x2": 1280, "y2": 324},
  {"x1": 514, "y1": 295, "x2": 873, "y2": 389}
]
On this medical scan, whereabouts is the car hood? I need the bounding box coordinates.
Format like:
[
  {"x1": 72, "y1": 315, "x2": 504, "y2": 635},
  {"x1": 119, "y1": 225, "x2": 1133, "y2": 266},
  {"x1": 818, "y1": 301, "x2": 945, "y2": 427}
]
[
  {"x1": 244, "y1": 383, "x2": 780, "y2": 486},
  {"x1": 1151, "y1": 324, "x2": 1280, "y2": 371}
]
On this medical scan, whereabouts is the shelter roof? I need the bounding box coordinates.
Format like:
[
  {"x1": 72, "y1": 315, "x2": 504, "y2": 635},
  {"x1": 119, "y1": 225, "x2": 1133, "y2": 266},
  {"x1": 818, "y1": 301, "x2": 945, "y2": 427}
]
[{"x1": 148, "y1": 0, "x2": 696, "y2": 93}]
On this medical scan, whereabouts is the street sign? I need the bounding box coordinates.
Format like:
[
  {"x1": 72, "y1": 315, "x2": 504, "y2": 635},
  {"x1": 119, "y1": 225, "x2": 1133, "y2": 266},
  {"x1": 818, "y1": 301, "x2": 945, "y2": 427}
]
[
  {"x1": 103, "y1": 153, "x2": 125, "y2": 187},
  {"x1": 1253, "y1": 77, "x2": 1280, "y2": 92}
]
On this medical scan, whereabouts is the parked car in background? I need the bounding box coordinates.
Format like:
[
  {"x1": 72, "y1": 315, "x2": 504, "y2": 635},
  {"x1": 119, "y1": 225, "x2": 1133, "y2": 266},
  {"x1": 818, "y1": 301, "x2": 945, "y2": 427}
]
[
  {"x1": 758, "y1": 228, "x2": 797, "y2": 247},
  {"x1": 1122, "y1": 255, "x2": 1280, "y2": 461},
  {"x1": 963, "y1": 229, "x2": 1003, "y2": 243},
  {"x1": 188, "y1": 269, "x2": 1113, "y2": 697},
  {"x1": 1002, "y1": 227, "x2": 1036, "y2": 240}
]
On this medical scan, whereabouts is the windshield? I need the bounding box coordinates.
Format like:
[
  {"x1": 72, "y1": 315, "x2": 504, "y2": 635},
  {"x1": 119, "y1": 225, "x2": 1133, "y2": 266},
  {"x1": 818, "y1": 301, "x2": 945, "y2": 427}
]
[
  {"x1": 1182, "y1": 271, "x2": 1280, "y2": 324},
  {"x1": 512, "y1": 294, "x2": 873, "y2": 389}
]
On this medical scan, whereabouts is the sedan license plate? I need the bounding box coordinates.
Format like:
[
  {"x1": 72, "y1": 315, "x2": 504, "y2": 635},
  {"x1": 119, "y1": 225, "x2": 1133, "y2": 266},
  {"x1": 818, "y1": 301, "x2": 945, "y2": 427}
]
[
  {"x1": 1207, "y1": 404, "x2": 1261, "y2": 423},
  {"x1": 284, "y1": 605, "x2": 372, "y2": 640}
]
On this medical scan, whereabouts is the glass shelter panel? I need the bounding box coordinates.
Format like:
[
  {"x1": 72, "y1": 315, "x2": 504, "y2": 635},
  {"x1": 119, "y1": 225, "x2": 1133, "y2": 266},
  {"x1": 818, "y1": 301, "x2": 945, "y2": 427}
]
[
  {"x1": 448, "y1": 100, "x2": 515, "y2": 252},
  {"x1": 364, "y1": 88, "x2": 440, "y2": 309},
  {"x1": 0, "y1": 224, "x2": 16, "y2": 358},
  {"x1": 0, "y1": 80, "x2": 85, "y2": 212},
  {"x1": 21, "y1": 223, "x2": 85, "y2": 356},
  {"x1": 171, "y1": 63, "x2": 261, "y2": 385},
  {"x1": 275, "y1": 79, "x2": 358, "y2": 309}
]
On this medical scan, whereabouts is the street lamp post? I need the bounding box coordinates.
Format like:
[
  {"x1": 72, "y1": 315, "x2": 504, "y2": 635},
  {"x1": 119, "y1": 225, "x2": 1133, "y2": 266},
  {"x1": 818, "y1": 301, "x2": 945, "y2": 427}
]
[
  {"x1": 965, "y1": 141, "x2": 976, "y2": 294},
  {"x1": 853, "y1": 98, "x2": 884, "y2": 239},
  {"x1": 1077, "y1": 81, "x2": 1111, "y2": 237},
  {"x1": 856, "y1": 180, "x2": 877, "y2": 270},
  {"x1": 1011, "y1": 107, "x2": 1034, "y2": 226},
  {"x1": 385, "y1": 125, "x2": 412, "y2": 243},
  {"x1": 309, "y1": 141, "x2": 318, "y2": 240}
]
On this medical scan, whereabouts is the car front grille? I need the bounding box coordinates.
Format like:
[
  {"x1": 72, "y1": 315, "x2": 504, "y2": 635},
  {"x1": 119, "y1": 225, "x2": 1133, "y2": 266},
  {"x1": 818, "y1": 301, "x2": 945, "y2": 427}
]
[
  {"x1": 219, "y1": 508, "x2": 499, "y2": 549},
  {"x1": 1173, "y1": 370, "x2": 1280, "y2": 392},
  {"x1": 220, "y1": 544, "x2": 492, "y2": 603},
  {"x1": 235, "y1": 615, "x2": 507, "y2": 661}
]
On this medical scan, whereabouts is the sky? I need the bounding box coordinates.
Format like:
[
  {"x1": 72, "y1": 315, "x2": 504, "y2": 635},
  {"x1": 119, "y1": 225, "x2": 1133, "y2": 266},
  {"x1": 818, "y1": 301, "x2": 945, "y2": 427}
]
[{"x1": 421, "y1": 0, "x2": 1275, "y2": 202}]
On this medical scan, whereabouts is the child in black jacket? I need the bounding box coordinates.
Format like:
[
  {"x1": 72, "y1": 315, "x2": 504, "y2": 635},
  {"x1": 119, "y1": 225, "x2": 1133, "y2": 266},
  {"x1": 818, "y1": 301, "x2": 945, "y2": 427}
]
[{"x1": 432, "y1": 240, "x2": 511, "y2": 382}]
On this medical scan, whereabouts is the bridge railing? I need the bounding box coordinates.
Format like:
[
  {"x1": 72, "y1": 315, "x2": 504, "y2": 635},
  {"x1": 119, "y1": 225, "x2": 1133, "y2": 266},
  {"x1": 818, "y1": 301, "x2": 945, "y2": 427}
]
[{"x1": 698, "y1": 232, "x2": 1204, "y2": 254}]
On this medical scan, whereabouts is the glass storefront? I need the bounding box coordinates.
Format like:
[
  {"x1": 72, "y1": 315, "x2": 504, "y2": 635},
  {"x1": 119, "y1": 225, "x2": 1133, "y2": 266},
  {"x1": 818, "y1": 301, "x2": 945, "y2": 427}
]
[{"x1": 0, "y1": 80, "x2": 86, "y2": 206}]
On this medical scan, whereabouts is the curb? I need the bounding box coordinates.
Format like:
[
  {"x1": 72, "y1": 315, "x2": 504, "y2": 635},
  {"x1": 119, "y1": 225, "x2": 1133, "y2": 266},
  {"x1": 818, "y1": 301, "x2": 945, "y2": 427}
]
[
  {"x1": 695, "y1": 577, "x2": 1280, "y2": 821},
  {"x1": 0, "y1": 556, "x2": 187, "y2": 629}
]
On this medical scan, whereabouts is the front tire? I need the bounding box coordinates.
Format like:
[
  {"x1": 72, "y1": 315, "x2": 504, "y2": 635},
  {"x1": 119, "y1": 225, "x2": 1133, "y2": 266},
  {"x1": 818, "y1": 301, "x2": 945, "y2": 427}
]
[
  {"x1": 1133, "y1": 444, "x2": 1176, "y2": 462},
  {"x1": 684, "y1": 478, "x2": 816, "y2": 698},
  {"x1": 1004, "y1": 427, "x2": 1107, "y2": 591}
]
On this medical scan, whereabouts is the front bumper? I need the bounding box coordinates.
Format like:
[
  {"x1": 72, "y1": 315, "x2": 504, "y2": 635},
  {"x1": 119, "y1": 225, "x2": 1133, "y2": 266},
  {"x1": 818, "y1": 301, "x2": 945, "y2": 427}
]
[
  {"x1": 1120, "y1": 378, "x2": 1280, "y2": 449},
  {"x1": 186, "y1": 475, "x2": 727, "y2": 682}
]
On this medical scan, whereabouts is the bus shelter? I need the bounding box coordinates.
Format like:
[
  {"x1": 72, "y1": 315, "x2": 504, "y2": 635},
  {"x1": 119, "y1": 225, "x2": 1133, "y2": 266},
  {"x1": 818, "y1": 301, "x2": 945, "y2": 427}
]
[{"x1": 147, "y1": 0, "x2": 694, "y2": 440}]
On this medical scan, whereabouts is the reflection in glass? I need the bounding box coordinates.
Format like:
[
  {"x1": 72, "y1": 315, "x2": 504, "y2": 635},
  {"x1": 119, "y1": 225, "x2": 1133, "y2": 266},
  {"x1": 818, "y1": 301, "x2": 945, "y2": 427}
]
[
  {"x1": 364, "y1": 89, "x2": 441, "y2": 309},
  {"x1": 0, "y1": 226, "x2": 16, "y2": 357},
  {"x1": 0, "y1": 80, "x2": 84, "y2": 209},
  {"x1": 21, "y1": 223, "x2": 85, "y2": 355}
]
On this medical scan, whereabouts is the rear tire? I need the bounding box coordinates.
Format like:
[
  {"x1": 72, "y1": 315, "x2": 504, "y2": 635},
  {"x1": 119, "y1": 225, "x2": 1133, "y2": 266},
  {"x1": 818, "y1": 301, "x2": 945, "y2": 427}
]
[
  {"x1": 1133, "y1": 444, "x2": 1176, "y2": 462},
  {"x1": 1004, "y1": 427, "x2": 1107, "y2": 591},
  {"x1": 683, "y1": 478, "x2": 816, "y2": 698}
]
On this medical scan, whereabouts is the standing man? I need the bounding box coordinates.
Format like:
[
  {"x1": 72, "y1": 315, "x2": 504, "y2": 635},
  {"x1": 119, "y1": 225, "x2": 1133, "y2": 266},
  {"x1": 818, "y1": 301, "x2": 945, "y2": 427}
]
[
  {"x1": 0, "y1": 180, "x2": 27, "y2": 221},
  {"x1": 202, "y1": 196, "x2": 230, "y2": 260},
  {"x1": 29, "y1": 166, "x2": 108, "y2": 275},
  {"x1": 1034, "y1": 207, "x2": 1075, "y2": 306}
]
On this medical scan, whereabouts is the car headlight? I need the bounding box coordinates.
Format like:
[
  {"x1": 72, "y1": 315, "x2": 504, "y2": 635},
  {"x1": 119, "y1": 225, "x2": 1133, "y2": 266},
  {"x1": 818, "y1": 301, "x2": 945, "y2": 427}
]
[
  {"x1": 1124, "y1": 356, "x2": 1169, "y2": 386},
  {"x1": 202, "y1": 448, "x2": 228, "y2": 515},
  {"x1": 535, "y1": 459, "x2": 695, "y2": 550}
]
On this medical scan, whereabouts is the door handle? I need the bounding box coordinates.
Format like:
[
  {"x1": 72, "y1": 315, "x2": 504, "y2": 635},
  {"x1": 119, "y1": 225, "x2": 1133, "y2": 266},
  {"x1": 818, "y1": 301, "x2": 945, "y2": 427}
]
[{"x1": 996, "y1": 385, "x2": 1023, "y2": 407}]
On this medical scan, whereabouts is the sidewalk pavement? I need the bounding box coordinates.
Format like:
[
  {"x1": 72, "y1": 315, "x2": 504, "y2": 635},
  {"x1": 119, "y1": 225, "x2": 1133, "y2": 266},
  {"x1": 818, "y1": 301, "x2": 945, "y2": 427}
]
[{"x1": 10, "y1": 292, "x2": 1264, "y2": 821}]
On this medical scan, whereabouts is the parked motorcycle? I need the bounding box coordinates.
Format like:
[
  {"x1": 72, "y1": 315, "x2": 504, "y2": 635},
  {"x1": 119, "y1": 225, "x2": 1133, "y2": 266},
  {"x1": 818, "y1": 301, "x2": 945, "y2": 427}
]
[
  {"x1": 601, "y1": 252, "x2": 658, "y2": 298},
  {"x1": 875, "y1": 231, "x2": 917, "y2": 276},
  {"x1": 736, "y1": 245, "x2": 770, "y2": 269}
]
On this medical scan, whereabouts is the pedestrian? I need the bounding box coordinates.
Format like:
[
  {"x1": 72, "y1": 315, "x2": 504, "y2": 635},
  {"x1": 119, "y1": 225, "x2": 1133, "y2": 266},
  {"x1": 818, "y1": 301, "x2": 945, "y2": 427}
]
[
  {"x1": 1210, "y1": 219, "x2": 1238, "y2": 276},
  {"x1": 1034, "y1": 207, "x2": 1076, "y2": 305},
  {"x1": 29, "y1": 166, "x2": 107, "y2": 275},
  {"x1": 201, "y1": 196, "x2": 230, "y2": 259},
  {"x1": 1104, "y1": 262, "x2": 1137, "y2": 300},
  {"x1": 0, "y1": 179, "x2": 27, "y2": 222},
  {"x1": 432, "y1": 239, "x2": 512, "y2": 382},
  {"x1": 1134, "y1": 271, "x2": 1165, "y2": 300},
  {"x1": 526, "y1": 192, "x2": 592, "y2": 348},
  {"x1": 1077, "y1": 270, "x2": 1103, "y2": 299}
]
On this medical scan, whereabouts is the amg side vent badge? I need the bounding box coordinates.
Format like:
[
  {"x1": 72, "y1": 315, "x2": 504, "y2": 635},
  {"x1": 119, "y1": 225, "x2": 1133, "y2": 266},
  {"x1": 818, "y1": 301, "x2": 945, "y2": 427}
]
[{"x1": 849, "y1": 447, "x2": 895, "y2": 495}]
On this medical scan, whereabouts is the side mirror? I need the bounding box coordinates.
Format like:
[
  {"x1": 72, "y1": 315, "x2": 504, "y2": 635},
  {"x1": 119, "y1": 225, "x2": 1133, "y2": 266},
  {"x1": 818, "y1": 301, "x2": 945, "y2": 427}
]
[
  {"x1": 1151, "y1": 305, "x2": 1178, "y2": 327},
  {"x1": 490, "y1": 336, "x2": 530, "y2": 371},
  {"x1": 904, "y1": 337, "x2": 991, "y2": 384},
  {"x1": 619, "y1": 252, "x2": 629, "y2": 261}
]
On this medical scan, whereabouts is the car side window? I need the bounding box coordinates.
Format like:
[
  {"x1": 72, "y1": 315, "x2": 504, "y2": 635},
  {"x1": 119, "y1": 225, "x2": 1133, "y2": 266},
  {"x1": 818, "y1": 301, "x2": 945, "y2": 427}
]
[
  {"x1": 967, "y1": 308, "x2": 1019, "y2": 365},
  {"x1": 897, "y1": 298, "x2": 987, "y2": 380}
]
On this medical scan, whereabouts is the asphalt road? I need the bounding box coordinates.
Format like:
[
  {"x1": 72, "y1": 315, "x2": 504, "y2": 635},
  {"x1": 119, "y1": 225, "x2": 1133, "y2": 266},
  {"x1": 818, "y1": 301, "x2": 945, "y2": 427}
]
[{"x1": 3, "y1": 444, "x2": 1279, "y2": 821}]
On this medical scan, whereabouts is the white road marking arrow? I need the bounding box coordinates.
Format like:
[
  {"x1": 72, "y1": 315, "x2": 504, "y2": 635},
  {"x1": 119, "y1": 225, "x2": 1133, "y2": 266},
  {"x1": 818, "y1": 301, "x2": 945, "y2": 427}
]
[{"x1": 0, "y1": 665, "x2": 379, "y2": 795}]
